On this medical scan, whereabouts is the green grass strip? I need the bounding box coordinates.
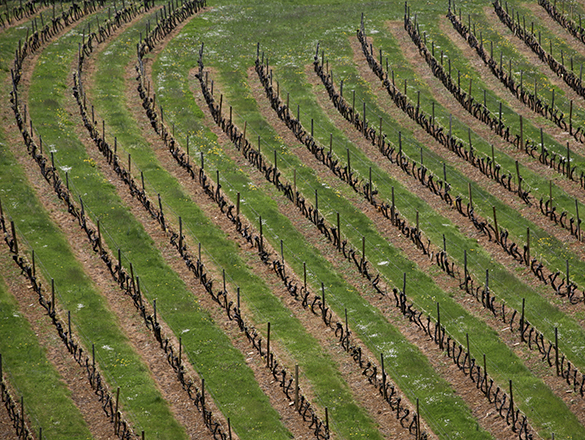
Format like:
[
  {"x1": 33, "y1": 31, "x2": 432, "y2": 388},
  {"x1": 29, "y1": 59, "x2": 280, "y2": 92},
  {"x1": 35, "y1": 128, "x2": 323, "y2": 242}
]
[
  {"x1": 153, "y1": 10, "x2": 585, "y2": 438},
  {"x1": 90, "y1": 13, "x2": 386, "y2": 440},
  {"x1": 10, "y1": 7, "x2": 189, "y2": 440},
  {"x1": 151, "y1": 16, "x2": 496, "y2": 440},
  {"x1": 27, "y1": 8, "x2": 293, "y2": 440},
  {"x1": 363, "y1": 27, "x2": 585, "y2": 287},
  {"x1": 0, "y1": 265, "x2": 93, "y2": 439},
  {"x1": 270, "y1": 54, "x2": 585, "y2": 378}
]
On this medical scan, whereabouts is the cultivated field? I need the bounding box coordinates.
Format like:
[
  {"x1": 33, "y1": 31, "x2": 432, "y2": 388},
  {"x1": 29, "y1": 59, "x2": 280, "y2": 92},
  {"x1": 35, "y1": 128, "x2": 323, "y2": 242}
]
[{"x1": 1, "y1": 0, "x2": 585, "y2": 439}]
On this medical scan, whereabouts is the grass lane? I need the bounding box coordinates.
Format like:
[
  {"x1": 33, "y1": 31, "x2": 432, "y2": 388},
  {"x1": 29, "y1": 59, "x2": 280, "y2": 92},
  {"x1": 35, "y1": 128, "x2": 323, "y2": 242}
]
[{"x1": 89, "y1": 12, "x2": 386, "y2": 440}]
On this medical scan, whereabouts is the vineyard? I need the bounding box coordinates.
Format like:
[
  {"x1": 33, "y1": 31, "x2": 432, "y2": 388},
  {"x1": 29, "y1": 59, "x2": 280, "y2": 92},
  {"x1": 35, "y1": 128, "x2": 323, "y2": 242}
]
[{"x1": 1, "y1": 0, "x2": 585, "y2": 439}]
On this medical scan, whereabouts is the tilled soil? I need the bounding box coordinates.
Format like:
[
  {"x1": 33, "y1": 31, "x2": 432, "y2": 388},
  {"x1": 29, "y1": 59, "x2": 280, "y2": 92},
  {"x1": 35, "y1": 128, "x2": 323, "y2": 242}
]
[
  {"x1": 243, "y1": 60, "x2": 519, "y2": 440},
  {"x1": 355, "y1": 24, "x2": 585, "y2": 308}
]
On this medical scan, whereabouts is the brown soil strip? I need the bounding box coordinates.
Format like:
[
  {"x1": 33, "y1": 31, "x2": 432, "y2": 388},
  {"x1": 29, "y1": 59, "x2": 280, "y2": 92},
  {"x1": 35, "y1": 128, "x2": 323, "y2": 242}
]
[
  {"x1": 233, "y1": 62, "x2": 522, "y2": 439},
  {"x1": 0, "y1": 6, "x2": 51, "y2": 35},
  {"x1": 59, "y1": 12, "x2": 230, "y2": 440},
  {"x1": 0, "y1": 242, "x2": 117, "y2": 439},
  {"x1": 438, "y1": 15, "x2": 577, "y2": 151},
  {"x1": 349, "y1": 31, "x2": 585, "y2": 325},
  {"x1": 306, "y1": 32, "x2": 585, "y2": 432},
  {"x1": 387, "y1": 18, "x2": 585, "y2": 211},
  {"x1": 0, "y1": 8, "x2": 132, "y2": 440},
  {"x1": 530, "y1": 3, "x2": 585, "y2": 59},
  {"x1": 185, "y1": 66, "x2": 436, "y2": 439},
  {"x1": 3, "y1": 8, "x2": 217, "y2": 440},
  {"x1": 381, "y1": 22, "x2": 585, "y2": 280},
  {"x1": 67, "y1": 11, "x2": 320, "y2": 439},
  {"x1": 482, "y1": 4, "x2": 585, "y2": 130},
  {"x1": 0, "y1": 412, "x2": 16, "y2": 440},
  {"x1": 340, "y1": 30, "x2": 585, "y2": 418},
  {"x1": 77, "y1": 65, "x2": 320, "y2": 440},
  {"x1": 0, "y1": 378, "x2": 27, "y2": 440}
]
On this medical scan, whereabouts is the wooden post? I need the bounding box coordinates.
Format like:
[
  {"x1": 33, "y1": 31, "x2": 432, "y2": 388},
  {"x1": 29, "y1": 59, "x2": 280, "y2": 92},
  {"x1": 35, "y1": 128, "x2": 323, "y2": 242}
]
[
  {"x1": 294, "y1": 364, "x2": 299, "y2": 410},
  {"x1": 416, "y1": 398, "x2": 420, "y2": 440},
  {"x1": 515, "y1": 160, "x2": 521, "y2": 193},
  {"x1": 179, "y1": 217, "x2": 183, "y2": 250},
  {"x1": 321, "y1": 282, "x2": 327, "y2": 321},
  {"x1": 236, "y1": 192, "x2": 240, "y2": 218},
  {"x1": 569, "y1": 100, "x2": 573, "y2": 133},
  {"x1": 437, "y1": 302, "x2": 442, "y2": 349},
  {"x1": 337, "y1": 212, "x2": 341, "y2": 251},
  {"x1": 128, "y1": 153, "x2": 131, "y2": 174},
  {"x1": 228, "y1": 418, "x2": 232, "y2": 440},
  {"x1": 362, "y1": 235, "x2": 366, "y2": 263},
  {"x1": 519, "y1": 115, "x2": 523, "y2": 150},
  {"x1": 464, "y1": 250, "x2": 468, "y2": 290},
  {"x1": 20, "y1": 397, "x2": 24, "y2": 436},
  {"x1": 526, "y1": 228, "x2": 530, "y2": 264},
  {"x1": 379, "y1": 117, "x2": 383, "y2": 147},
  {"x1": 179, "y1": 337, "x2": 182, "y2": 365},
  {"x1": 329, "y1": 133, "x2": 333, "y2": 155},
  {"x1": 153, "y1": 299, "x2": 157, "y2": 324},
  {"x1": 555, "y1": 327, "x2": 559, "y2": 376},
  {"x1": 315, "y1": 190, "x2": 318, "y2": 217},
  {"x1": 509, "y1": 380, "x2": 515, "y2": 425},
  {"x1": 266, "y1": 322, "x2": 270, "y2": 367},
  {"x1": 115, "y1": 387, "x2": 120, "y2": 433},
  {"x1": 32, "y1": 250, "x2": 35, "y2": 278},
  {"x1": 345, "y1": 308, "x2": 349, "y2": 334},
  {"x1": 466, "y1": 333, "x2": 471, "y2": 371},
  {"x1": 362, "y1": 102, "x2": 366, "y2": 134},
  {"x1": 566, "y1": 259, "x2": 570, "y2": 287},
  {"x1": 158, "y1": 194, "x2": 164, "y2": 230},
  {"x1": 416, "y1": 211, "x2": 419, "y2": 235},
  {"x1": 141, "y1": 171, "x2": 145, "y2": 191},
  {"x1": 51, "y1": 279, "x2": 55, "y2": 314},
  {"x1": 493, "y1": 206, "x2": 499, "y2": 242},
  {"x1": 391, "y1": 186, "x2": 395, "y2": 222},
  {"x1": 381, "y1": 353, "x2": 387, "y2": 399},
  {"x1": 576, "y1": 199, "x2": 581, "y2": 241},
  {"x1": 520, "y1": 298, "x2": 525, "y2": 341},
  {"x1": 325, "y1": 407, "x2": 329, "y2": 433},
  {"x1": 293, "y1": 168, "x2": 297, "y2": 206},
  {"x1": 10, "y1": 221, "x2": 17, "y2": 254},
  {"x1": 259, "y1": 216, "x2": 263, "y2": 251},
  {"x1": 468, "y1": 182, "x2": 473, "y2": 210},
  {"x1": 222, "y1": 269, "x2": 226, "y2": 293},
  {"x1": 347, "y1": 148, "x2": 351, "y2": 176},
  {"x1": 237, "y1": 287, "x2": 240, "y2": 314},
  {"x1": 303, "y1": 262, "x2": 307, "y2": 291},
  {"x1": 567, "y1": 142, "x2": 571, "y2": 177},
  {"x1": 202, "y1": 378, "x2": 205, "y2": 409},
  {"x1": 551, "y1": 88, "x2": 555, "y2": 109},
  {"x1": 483, "y1": 353, "x2": 487, "y2": 384}
]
